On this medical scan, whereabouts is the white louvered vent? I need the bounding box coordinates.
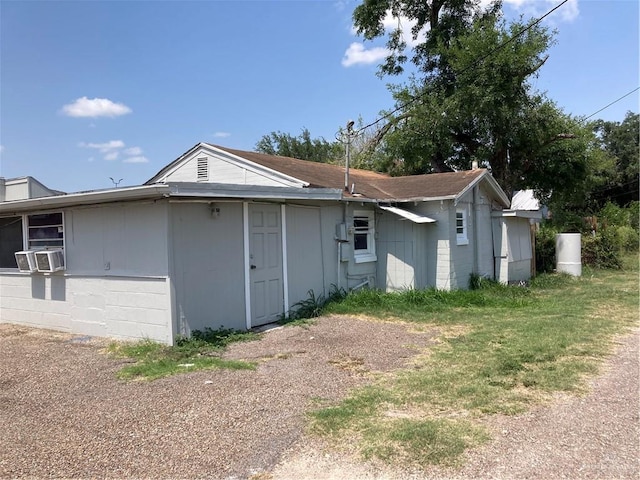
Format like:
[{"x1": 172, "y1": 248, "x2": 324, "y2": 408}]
[{"x1": 197, "y1": 157, "x2": 208, "y2": 181}]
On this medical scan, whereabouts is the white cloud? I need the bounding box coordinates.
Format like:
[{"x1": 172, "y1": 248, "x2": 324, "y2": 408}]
[
  {"x1": 124, "y1": 146, "x2": 143, "y2": 155},
  {"x1": 123, "y1": 156, "x2": 149, "y2": 164},
  {"x1": 213, "y1": 131, "x2": 231, "y2": 138},
  {"x1": 0, "y1": 145, "x2": 4, "y2": 153},
  {"x1": 61, "y1": 97, "x2": 132, "y2": 118},
  {"x1": 343, "y1": 9, "x2": 428, "y2": 67},
  {"x1": 504, "y1": 0, "x2": 579, "y2": 22},
  {"x1": 79, "y1": 139, "x2": 146, "y2": 163},
  {"x1": 342, "y1": 42, "x2": 389, "y2": 67},
  {"x1": 79, "y1": 139, "x2": 123, "y2": 161}
]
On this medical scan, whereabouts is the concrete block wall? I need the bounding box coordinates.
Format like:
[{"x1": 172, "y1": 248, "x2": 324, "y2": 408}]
[{"x1": 0, "y1": 273, "x2": 173, "y2": 343}]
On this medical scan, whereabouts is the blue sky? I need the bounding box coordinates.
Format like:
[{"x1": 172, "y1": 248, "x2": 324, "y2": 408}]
[{"x1": 1, "y1": 0, "x2": 638, "y2": 193}]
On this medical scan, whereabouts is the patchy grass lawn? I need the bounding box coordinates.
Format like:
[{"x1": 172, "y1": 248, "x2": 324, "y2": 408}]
[
  {"x1": 312, "y1": 254, "x2": 639, "y2": 468},
  {"x1": 107, "y1": 328, "x2": 258, "y2": 381}
]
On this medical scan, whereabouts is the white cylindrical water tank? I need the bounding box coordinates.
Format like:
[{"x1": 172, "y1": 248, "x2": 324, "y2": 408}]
[{"x1": 556, "y1": 233, "x2": 582, "y2": 276}]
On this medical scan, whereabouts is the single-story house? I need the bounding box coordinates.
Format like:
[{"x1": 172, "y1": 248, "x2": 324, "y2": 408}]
[{"x1": 0, "y1": 143, "x2": 540, "y2": 344}]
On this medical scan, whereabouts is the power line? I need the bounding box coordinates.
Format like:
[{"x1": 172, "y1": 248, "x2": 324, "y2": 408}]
[
  {"x1": 582, "y1": 87, "x2": 640, "y2": 121},
  {"x1": 356, "y1": 0, "x2": 570, "y2": 134}
]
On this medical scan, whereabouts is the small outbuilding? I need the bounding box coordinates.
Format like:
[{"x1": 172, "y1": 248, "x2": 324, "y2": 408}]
[{"x1": 0, "y1": 143, "x2": 540, "y2": 343}]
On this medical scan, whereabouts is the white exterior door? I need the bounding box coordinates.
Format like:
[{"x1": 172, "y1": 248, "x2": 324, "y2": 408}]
[{"x1": 248, "y1": 204, "x2": 284, "y2": 326}]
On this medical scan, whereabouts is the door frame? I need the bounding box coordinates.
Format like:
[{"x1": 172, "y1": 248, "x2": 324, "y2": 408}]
[{"x1": 243, "y1": 202, "x2": 289, "y2": 329}]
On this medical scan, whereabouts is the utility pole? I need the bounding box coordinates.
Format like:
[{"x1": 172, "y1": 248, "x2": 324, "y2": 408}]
[{"x1": 344, "y1": 120, "x2": 355, "y2": 191}]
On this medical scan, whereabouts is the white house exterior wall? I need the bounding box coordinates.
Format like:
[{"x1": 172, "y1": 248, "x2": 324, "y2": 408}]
[
  {"x1": 285, "y1": 205, "x2": 326, "y2": 308},
  {"x1": 492, "y1": 215, "x2": 535, "y2": 284},
  {"x1": 3, "y1": 181, "x2": 29, "y2": 201},
  {"x1": 506, "y1": 217, "x2": 534, "y2": 283},
  {"x1": 0, "y1": 202, "x2": 173, "y2": 343},
  {"x1": 162, "y1": 153, "x2": 293, "y2": 187},
  {"x1": 412, "y1": 200, "x2": 453, "y2": 289},
  {"x1": 474, "y1": 186, "x2": 495, "y2": 278},
  {"x1": 66, "y1": 203, "x2": 169, "y2": 276},
  {"x1": 169, "y1": 202, "x2": 246, "y2": 336},
  {"x1": 376, "y1": 210, "x2": 427, "y2": 291}
]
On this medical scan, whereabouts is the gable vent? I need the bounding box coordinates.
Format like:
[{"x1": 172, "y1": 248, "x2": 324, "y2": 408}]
[{"x1": 197, "y1": 157, "x2": 208, "y2": 181}]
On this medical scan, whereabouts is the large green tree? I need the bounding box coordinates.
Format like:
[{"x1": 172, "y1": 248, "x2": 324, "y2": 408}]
[
  {"x1": 592, "y1": 112, "x2": 639, "y2": 207},
  {"x1": 255, "y1": 128, "x2": 342, "y2": 163},
  {"x1": 353, "y1": 0, "x2": 589, "y2": 199}
]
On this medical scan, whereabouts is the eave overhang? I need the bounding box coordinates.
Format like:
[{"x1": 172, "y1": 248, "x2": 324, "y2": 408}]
[
  {"x1": 492, "y1": 209, "x2": 542, "y2": 220},
  {"x1": 167, "y1": 182, "x2": 343, "y2": 201},
  {"x1": 0, "y1": 185, "x2": 171, "y2": 214}
]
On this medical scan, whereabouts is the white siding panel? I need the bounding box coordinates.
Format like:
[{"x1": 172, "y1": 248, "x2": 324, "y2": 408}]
[
  {"x1": 169, "y1": 202, "x2": 246, "y2": 335},
  {"x1": 162, "y1": 154, "x2": 292, "y2": 187},
  {"x1": 67, "y1": 203, "x2": 168, "y2": 277},
  {"x1": 4, "y1": 182, "x2": 29, "y2": 201},
  {"x1": 376, "y1": 211, "x2": 417, "y2": 291},
  {"x1": 165, "y1": 157, "x2": 197, "y2": 182},
  {"x1": 286, "y1": 205, "x2": 325, "y2": 308}
]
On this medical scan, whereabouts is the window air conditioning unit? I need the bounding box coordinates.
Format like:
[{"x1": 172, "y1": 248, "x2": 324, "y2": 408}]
[
  {"x1": 35, "y1": 249, "x2": 65, "y2": 273},
  {"x1": 15, "y1": 251, "x2": 37, "y2": 273}
]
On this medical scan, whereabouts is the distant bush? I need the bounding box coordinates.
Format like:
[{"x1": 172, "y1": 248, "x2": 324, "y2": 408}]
[
  {"x1": 535, "y1": 226, "x2": 558, "y2": 273},
  {"x1": 614, "y1": 225, "x2": 639, "y2": 252},
  {"x1": 536, "y1": 202, "x2": 638, "y2": 272},
  {"x1": 581, "y1": 230, "x2": 623, "y2": 270}
]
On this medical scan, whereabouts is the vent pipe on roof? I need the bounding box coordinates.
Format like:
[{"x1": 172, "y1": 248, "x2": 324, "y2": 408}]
[{"x1": 471, "y1": 160, "x2": 479, "y2": 170}]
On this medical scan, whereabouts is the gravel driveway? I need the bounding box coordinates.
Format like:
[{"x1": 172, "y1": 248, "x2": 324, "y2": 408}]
[
  {"x1": 1, "y1": 319, "x2": 637, "y2": 480},
  {"x1": 0, "y1": 316, "x2": 436, "y2": 479}
]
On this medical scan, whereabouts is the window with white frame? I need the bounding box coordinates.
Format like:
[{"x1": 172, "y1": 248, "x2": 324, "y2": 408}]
[
  {"x1": 353, "y1": 210, "x2": 376, "y2": 263},
  {"x1": 0, "y1": 212, "x2": 64, "y2": 269},
  {"x1": 456, "y1": 208, "x2": 468, "y2": 245},
  {"x1": 28, "y1": 212, "x2": 64, "y2": 250}
]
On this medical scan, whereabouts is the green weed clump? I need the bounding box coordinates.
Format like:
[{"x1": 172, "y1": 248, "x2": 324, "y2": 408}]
[
  {"x1": 324, "y1": 282, "x2": 531, "y2": 322},
  {"x1": 108, "y1": 327, "x2": 258, "y2": 381},
  {"x1": 281, "y1": 284, "x2": 347, "y2": 324}
]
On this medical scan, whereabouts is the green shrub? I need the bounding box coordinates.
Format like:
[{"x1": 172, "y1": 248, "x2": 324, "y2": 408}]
[
  {"x1": 614, "y1": 225, "x2": 639, "y2": 252},
  {"x1": 599, "y1": 201, "x2": 629, "y2": 227},
  {"x1": 535, "y1": 226, "x2": 558, "y2": 273},
  {"x1": 581, "y1": 231, "x2": 622, "y2": 269},
  {"x1": 628, "y1": 201, "x2": 639, "y2": 231}
]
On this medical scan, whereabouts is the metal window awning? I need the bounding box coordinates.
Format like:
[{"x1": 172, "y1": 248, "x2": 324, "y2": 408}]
[{"x1": 378, "y1": 205, "x2": 437, "y2": 224}]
